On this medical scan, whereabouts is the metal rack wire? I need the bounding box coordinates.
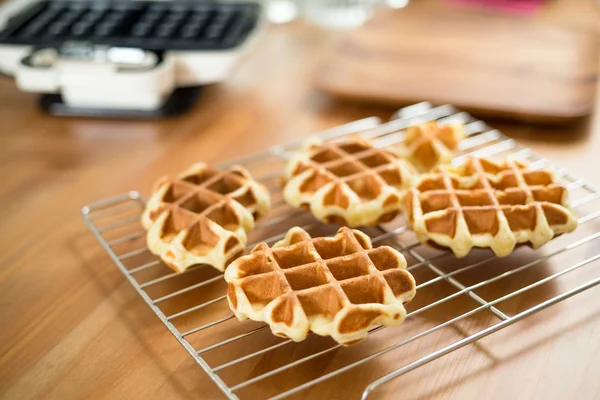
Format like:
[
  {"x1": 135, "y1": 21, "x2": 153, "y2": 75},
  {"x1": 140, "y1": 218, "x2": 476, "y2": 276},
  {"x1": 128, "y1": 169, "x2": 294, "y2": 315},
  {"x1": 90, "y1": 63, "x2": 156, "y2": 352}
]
[{"x1": 82, "y1": 103, "x2": 600, "y2": 400}]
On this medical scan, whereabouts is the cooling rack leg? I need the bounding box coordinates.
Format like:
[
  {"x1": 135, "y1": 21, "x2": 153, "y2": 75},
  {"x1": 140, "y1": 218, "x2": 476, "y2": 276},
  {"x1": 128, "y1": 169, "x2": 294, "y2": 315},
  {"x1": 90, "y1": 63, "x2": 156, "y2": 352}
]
[{"x1": 360, "y1": 273, "x2": 600, "y2": 400}]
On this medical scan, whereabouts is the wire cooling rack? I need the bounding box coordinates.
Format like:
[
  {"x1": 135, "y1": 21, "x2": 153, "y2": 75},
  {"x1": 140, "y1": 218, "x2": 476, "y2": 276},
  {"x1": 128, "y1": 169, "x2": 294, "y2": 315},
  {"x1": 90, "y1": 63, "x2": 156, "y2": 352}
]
[{"x1": 82, "y1": 103, "x2": 600, "y2": 400}]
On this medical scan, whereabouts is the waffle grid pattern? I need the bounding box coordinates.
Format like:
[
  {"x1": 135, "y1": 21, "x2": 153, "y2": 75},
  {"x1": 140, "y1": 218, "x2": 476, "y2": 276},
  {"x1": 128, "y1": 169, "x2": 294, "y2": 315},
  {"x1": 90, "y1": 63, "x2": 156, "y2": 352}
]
[
  {"x1": 225, "y1": 227, "x2": 416, "y2": 345},
  {"x1": 396, "y1": 121, "x2": 465, "y2": 172},
  {"x1": 142, "y1": 163, "x2": 270, "y2": 272},
  {"x1": 283, "y1": 137, "x2": 416, "y2": 227},
  {"x1": 404, "y1": 158, "x2": 578, "y2": 257}
]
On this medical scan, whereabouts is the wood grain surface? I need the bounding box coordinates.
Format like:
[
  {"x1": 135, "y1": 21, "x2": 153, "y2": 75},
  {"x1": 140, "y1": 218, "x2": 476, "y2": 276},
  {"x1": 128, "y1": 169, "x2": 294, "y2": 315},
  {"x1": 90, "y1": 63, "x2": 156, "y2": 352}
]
[
  {"x1": 315, "y1": 0, "x2": 600, "y2": 123},
  {"x1": 1, "y1": 1, "x2": 600, "y2": 399}
]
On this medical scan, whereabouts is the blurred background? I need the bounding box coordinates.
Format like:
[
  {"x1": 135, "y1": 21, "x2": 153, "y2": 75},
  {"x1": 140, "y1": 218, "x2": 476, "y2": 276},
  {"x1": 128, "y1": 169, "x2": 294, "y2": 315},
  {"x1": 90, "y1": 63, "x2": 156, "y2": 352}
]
[
  {"x1": 0, "y1": 0, "x2": 598, "y2": 188},
  {"x1": 0, "y1": 0, "x2": 598, "y2": 123}
]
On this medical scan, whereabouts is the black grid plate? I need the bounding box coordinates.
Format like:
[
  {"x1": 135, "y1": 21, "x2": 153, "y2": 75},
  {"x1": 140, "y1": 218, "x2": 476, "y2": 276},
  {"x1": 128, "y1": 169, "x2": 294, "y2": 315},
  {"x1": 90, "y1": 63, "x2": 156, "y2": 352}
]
[{"x1": 0, "y1": 0, "x2": 261, "y2": 51}]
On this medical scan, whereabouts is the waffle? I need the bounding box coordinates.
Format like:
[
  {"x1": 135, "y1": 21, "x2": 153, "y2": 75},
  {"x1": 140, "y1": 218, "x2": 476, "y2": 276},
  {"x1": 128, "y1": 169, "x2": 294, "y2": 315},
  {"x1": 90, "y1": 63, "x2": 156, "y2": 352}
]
[
  {"x1": 396, "y1": 121, "x2": 465, "y2": 172},
  {"x1": 141, "y1": 163, "x2": 271, "y2": 272},
  {"x1": 283, "y1": 136, "x2": 416, "y2": 227},
  {"x1": 402, "y1": 157, "x2": 578, "y2": 257},
  {"x1": 225, "y1": 227, "x2": 417, "y2": 345}
]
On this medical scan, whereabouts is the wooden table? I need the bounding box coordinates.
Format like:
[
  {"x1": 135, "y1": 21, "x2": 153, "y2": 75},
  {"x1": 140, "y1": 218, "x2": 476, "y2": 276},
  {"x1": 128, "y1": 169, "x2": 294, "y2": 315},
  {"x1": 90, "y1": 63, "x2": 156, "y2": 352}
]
[{"x1": 1, "y1": 2, "x2": 600, "y2": 399}]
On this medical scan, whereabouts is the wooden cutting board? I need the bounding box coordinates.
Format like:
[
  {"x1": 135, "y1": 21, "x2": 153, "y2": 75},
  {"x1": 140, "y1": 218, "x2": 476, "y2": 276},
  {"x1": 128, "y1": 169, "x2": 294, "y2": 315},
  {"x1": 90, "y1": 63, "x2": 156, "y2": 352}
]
[{"x1": 315, "y1": 5, "x2": 599, "y2": 123}]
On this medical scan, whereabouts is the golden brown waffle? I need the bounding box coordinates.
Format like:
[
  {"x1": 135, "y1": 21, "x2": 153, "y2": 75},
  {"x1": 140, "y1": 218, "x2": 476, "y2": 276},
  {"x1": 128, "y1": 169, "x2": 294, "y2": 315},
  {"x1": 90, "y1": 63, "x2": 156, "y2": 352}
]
[
  {"x1": 396, "y1": 121, "x2": 465, "y2": 172},
  {"x1": 283, "y1": 136, "x2": 417, "y2": 227},
  {"x1": 403, "y1": 157, "x2": 578, "y2": 257},
  {"x1": 142, "y1": 163, "x2": 271, "y2": 272},
  {"x1": 225, "y1": 226, "x2": 417, "y2": 345}
]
